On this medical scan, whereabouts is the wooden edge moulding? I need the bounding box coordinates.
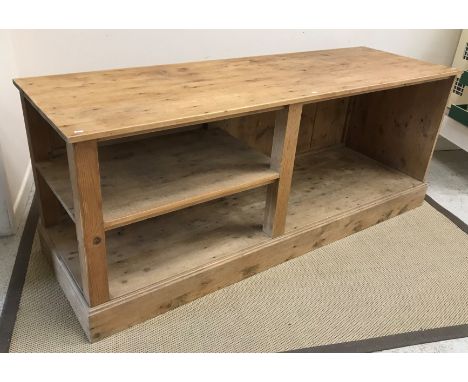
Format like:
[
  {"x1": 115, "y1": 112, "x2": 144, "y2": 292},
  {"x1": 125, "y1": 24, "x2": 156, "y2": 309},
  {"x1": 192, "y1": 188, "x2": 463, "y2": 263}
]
[{"x1": 14, "y1": 47, "x2": 458, "y2": 342}]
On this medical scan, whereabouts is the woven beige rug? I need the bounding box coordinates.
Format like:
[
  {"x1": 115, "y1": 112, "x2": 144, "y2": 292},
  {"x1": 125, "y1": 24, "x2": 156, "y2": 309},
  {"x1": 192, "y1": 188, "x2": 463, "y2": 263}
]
[{"x1": 9, "y1": 202, "x2": 468, "y2": 352}]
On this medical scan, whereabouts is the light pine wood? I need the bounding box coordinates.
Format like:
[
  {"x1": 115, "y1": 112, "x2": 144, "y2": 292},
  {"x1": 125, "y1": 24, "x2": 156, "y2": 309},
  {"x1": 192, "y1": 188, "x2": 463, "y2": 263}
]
[
  {"x1": 90, "y1": 184, "x2": 426, "y2": 342},
  {"x1": 38, "y1": 231, "x2": 91, "y2": 334},
  {"x1": 36, "y1": 128, "x2": 279, "y2": 230},
  {"x1": 264, "y1": 104, "x2": 303, "y2": 237},
  {"x1": 40, "y1": 172, "x2": 426, "y2": 342},
  {"x1": 46, "y1": 146, "x2": 423, "y2": 300},
  {"x1": 211, "y1": 111, "x2": 276, "y2": 155},
  {"x1": 296, "y1": 103, "x2": 318, "y2": 152},
  {"x1": 310, "y1": 98, "x2": 349, "y2": 149},
  {"x1": 346, "y1": 78, "x2": 455, "y2": 181},
  {"x1": 20, "y1": 96, "x2": 63, "y2": 227},
  {"x1": 17, "y1": 47, "x2": 457, "y2": 342},
  {"x1": 13, "y1": 47, "x2": 458, "y2": 143},
  {"x1": 212, "y1": 99, "x2": 349, "y2": 156},
  {"x1": 67, "y1": 141, "x2": 109, "y2": 306}
]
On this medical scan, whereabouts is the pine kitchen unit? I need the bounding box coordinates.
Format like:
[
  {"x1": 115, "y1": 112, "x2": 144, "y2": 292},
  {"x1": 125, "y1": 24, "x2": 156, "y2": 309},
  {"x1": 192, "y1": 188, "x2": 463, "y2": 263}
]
[{"x1": 14, "y1": 47, "x2": 458, "y2": 342}]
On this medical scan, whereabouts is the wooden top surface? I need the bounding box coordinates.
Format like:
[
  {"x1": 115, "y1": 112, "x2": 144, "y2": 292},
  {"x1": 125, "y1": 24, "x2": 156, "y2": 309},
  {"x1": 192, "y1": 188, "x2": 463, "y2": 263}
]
[{"x1": 14, "y1": 47, "x2": 457, "y2": 143}]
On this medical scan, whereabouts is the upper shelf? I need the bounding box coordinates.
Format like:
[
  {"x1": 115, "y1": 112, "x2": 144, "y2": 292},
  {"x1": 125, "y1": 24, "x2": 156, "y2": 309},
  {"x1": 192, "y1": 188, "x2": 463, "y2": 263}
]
[
  {"x1": 36, "y1": 128, "x2": 279, "y2": 230},
  {"x1": 14, "y1": 47, "x2": 458, "y2": 143}
]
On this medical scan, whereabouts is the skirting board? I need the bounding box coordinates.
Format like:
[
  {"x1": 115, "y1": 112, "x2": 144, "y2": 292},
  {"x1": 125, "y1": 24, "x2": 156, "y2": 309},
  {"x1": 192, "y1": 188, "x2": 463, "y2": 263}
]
[
  {"x1": 39, "y1": 183, "x2": 427, "y2": 342},
  {"x1": 13, "y1": 164, "x2": 34, "y2": 232},
  {"x1": 0, "y1": 163, "x2": 34, "y2": 236},
  {"x1": 0, "y1": 150, "x2": 14, "y2": 236}
]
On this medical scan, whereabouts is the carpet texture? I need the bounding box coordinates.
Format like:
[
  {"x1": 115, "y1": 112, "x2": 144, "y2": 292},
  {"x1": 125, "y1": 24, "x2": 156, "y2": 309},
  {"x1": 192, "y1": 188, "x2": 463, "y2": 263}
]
[{"x1": 9, "y1": 202, "x2": 468, "y2": 352}]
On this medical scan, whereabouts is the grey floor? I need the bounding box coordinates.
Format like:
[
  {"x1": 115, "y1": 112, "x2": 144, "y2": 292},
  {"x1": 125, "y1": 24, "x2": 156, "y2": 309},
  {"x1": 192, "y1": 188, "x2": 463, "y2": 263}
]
[
  {"x1": 0, "y1": 186, "x2": 34, "y2": 314},
  {"x1": 0, "y1": 135, "x2": 467, "y2": 352},
  {"x1": 383, "y1": 138, "x2": 468, "y2": 353},
  {"x1": 426, "y1": 148, "x2": 468, "y2": 224}
]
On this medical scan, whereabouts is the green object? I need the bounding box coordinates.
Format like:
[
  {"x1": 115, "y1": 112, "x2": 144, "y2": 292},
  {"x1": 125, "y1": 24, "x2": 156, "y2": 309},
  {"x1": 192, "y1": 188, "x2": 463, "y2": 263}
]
[
  {"x1": 460, "y1": 71, "x2": 468, "y2": 87},
  {"x1": 449, "y1": 104, "x2": 468, "y2": 127}
]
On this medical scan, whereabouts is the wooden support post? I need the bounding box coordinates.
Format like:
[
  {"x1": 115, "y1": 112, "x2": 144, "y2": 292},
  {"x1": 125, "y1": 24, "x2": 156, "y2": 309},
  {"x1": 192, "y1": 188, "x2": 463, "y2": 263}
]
[
  {"x1": 67, "y1": 141, "x2": 110, "y2": 306},
  {"x1": 263, "y1": 104, "x2": 303, "y2": 237},
  {"x1": 20, "y1": 95, "x2": 62, "y2": 227}
]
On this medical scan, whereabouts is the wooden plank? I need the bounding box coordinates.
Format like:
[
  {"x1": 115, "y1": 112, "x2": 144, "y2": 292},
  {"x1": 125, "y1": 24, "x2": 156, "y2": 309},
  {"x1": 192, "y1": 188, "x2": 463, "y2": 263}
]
[
  {"x1": 296, "y1": 103, "x2": 317, "y2": 153},
  {"x1": 310, "y1": 98, "x2": 349, "y2": 150},
  {"x1": 212, "y1": 111, "x2": 276, "y2": 155},
  {"x1": 13, "y1": 47, "x2": 458, "y2": 143},
  {"x1": 264, "y1": 104, "x2": 303, "y2": 237},
  {"x1": 42, "y1": 180, "x2": 426, "y2": 342},
  {"x1": 213, "y1": 100, "x2": 349, "y2": 156},
  {"x1": 346, "y1": 77, "x2": 455, "y2": 181},
  {"x1": 67, "y1": 141, "x2": 109, "y2": 306},
  {"x1": 20, "y1": 95, "x2": 63, "y2": 227},
  {"x1": 38, "y1": 226, "x2": 91, "y2": 338},
  {"x1": 36, "y1": 129, "x2": 279, "y2": 230},
  {"x1": 47, "y1": 146, "x2": 423, "y2": 299}
]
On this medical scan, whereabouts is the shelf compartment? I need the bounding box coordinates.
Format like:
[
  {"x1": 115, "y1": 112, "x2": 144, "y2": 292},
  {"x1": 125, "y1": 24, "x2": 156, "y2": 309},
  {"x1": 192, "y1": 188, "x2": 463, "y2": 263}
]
[
  {"x1": 42, "y1": 146, "x2": 424, "y2": 300},
  {"x1": 35, "y1": 128, "x2": 279, "y2": 230}
]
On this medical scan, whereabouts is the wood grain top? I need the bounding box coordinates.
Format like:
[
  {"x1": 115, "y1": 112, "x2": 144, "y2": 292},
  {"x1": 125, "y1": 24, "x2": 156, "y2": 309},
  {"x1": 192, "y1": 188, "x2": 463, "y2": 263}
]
[{"x1": 14, "y1": 47, "x2": 458, "y2": 143}]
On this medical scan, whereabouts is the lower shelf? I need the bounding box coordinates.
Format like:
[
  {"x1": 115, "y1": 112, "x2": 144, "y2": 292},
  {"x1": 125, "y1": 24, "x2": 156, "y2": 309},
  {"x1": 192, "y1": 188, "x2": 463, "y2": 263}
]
[{"x1": 44, "y1": 146, "x2": 423, "y2": 299}]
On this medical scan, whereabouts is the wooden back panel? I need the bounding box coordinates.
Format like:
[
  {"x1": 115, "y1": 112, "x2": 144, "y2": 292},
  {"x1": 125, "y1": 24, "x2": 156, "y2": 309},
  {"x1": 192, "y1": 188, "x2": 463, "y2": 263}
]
[{"x1": 210, "y1": 98, "x2": 350, "y2": 156}]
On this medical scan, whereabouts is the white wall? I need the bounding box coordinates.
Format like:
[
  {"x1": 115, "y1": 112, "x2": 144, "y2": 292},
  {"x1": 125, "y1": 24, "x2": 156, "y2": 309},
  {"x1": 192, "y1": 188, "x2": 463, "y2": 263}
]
[
  {"x1": 9, "y1": 30, "x2": 462, "y2": 75},
  {"x1": 0, "y1": 30, "x2": 32, "y2": 235},
  {"x1": 0, "y1": 29, "x2": 462, "y2": 233}
]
